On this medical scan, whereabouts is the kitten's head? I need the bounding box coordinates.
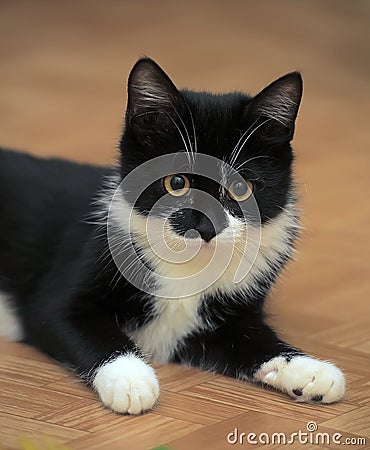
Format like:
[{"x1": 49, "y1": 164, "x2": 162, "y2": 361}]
[{"x1": 112, "y1": 58, "x2": 302, "y2": 297}]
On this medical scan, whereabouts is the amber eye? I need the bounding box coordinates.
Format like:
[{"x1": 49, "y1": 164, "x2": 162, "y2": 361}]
[
  {"x1": 163, "y1": 174, "x2": 190, "y2": 197},
  {"x1": 228, "y1": 180, "x2": 254, "y2": 202}
]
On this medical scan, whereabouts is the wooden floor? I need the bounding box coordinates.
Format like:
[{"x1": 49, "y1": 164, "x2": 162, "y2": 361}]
[{"x1": 0, "y1": 1, "x2": 369, "y2": 449}]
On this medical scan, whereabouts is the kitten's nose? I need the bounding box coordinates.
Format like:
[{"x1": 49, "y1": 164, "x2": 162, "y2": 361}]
[{"x1": 195, "y1": 214, "x2": 217, "y2": 243}]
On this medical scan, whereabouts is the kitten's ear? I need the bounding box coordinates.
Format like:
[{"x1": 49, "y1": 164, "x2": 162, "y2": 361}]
[
  {"x1": 126, "y1": 58, "x2": 181, "y2": 135},
  {"x1": 245, "y1": 72, "x2": 303, "y2": 142}
]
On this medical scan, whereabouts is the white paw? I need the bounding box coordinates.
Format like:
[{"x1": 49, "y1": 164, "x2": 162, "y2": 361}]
[
  {"x1": 254, "y1": 355, "x2": 345, "y2": 404},
  {"x1": 93, "y1": 354, "x2": 159, "y2": 414}
]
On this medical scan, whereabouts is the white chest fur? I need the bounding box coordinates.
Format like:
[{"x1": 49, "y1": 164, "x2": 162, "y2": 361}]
[
  {"x1": 111, "y1": 195, "x2": 298, "y2": 363},
  {"x1": 129, "y1": 294, "x2": 203, "y2": 363}
]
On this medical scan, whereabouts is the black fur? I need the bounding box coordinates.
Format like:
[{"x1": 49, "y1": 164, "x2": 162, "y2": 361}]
[{"x1": 0, "y1": 58, "x2": 307, "y2": 406}]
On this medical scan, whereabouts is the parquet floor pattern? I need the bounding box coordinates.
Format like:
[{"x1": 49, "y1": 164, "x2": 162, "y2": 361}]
[{"x1": 0, "y1": 1, "x2": 369, "y2": 449}]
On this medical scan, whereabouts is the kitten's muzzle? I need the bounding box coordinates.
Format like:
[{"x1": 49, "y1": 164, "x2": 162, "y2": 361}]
[{"x1": 169, "y1": 208, "x2": 227, "y2": 243}]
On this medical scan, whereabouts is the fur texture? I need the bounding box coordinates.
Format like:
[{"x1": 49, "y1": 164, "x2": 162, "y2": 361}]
[
  {"x1": 0, "y1": 58, "x2": 345, "y2": 414},
  {"x1": 0, "y1": 292, "x2": 22, "y2": 341}
]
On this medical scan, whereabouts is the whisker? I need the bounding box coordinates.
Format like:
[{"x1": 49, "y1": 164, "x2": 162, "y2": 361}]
[
  {"x1": 165, "y1": 112, "x2": 193, "y2": 169},
  {"x1": 229, "y1": 118, "x2": 259, "y2": 168},
  {"x1": 184, "y1": 100, "x2": 198, "y2": 162},
  {"x1": 230, "y1": 118, "x2": 272, "y2": 169},
  {"x1": 170, "y1": 107, "x2": 195, "y2": 166},
  {"x1": 234, "y1": 155, "x2": 272, "y2": 172},
  {"x1": 132, "y1": 110, "x2": 192, "y2": 169}
]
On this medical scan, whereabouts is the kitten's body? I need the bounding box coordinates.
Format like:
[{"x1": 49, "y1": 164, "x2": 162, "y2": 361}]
[{"x1": 0, "y1": 59, "x2": 345, "y2": 414}]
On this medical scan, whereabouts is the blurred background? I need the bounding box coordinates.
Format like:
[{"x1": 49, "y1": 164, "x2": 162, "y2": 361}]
[
  {"x1": 0, "y1": 1, "x2": 369, "y2": 448},
  {"x1": 1, "y1": 0, "x2": 369, "y2": 164}
]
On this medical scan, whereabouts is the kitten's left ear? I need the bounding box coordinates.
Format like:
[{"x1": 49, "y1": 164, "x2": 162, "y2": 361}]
[{"x1": 245, "y1": 72, "x2": 303, "y2": 142}]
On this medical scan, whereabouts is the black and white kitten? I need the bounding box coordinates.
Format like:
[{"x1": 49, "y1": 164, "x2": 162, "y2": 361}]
[{"x1": 0, "y1": 58, "x2": 345, "y2": 414}]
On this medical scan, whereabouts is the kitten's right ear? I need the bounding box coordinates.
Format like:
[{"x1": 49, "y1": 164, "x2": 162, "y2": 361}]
[{"x1": 126, "y1": 58, "x2": 181, "y2": 134}]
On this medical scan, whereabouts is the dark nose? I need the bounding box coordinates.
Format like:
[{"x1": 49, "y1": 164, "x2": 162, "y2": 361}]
[
  {"x1": 168, "y1": 207, "x2": 227, "y2": 242},
  {"x1": 195, "y1": 213, "x2": 217, "y2": 243}
]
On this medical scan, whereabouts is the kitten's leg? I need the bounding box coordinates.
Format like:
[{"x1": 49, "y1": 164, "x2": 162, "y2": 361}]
[
  {"x1": 173, "y1": 318, "x2": 345, "y2": 404},
  {"x1": 24, "y1": 307, "x2": 159, "y2": 414}
]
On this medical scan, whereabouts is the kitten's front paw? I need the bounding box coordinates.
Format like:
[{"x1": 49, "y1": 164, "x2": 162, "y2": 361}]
[
  {"x1": 93, "y1": 354, "x2": 159, "y2": 414},
  {"x1": 254, "y1": 355, "x2": 345, "y2": 404}
]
